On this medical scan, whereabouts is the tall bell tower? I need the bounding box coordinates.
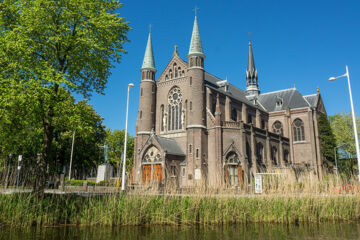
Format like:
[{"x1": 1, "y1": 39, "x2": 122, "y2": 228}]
[
  {"x1": 134, "y1": 32, "x2": 157, "y2": 184},
  {"x1": 136, "y1": 32, "x2": 157, "y2": 134},
  {"x1": 185, "y1": 15, "x2": 207, "y2": 186}
]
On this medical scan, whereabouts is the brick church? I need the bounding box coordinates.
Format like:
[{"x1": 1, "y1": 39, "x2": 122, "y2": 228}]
[{"x1": 132, "y1": 16, "x2": 326, "y2": 189}]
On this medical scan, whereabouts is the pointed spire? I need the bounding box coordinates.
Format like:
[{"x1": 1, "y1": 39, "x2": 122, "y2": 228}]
[
  {"x1": 188, "y1": 16, "x2": 204, "y2": 57},
  {"x1": 247, "y1": 33, "x2": 255, "y2": 74},
  {"x1": 141, "y1": 32, "x2": 156, "y2": 71},
  {"x1": 246, "y1": 33, "x2": 259, "y2": 97}
]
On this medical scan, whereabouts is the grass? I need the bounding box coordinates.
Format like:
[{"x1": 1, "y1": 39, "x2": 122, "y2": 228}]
[{"x1": 1, "y1": 193, "x2": 360, "y2": 227}]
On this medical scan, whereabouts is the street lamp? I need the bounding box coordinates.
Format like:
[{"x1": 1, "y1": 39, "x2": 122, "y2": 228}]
[
  {"x1": 329, "y1": 65, "x2": 360, "y2": 181},
  {"x1": 121, "y1": 83, "x2": 134, "y2": 191}
]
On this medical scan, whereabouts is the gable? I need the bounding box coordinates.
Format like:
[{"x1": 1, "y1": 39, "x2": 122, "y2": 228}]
[{"x1": 157, "y1": 54, "x2": 188, "y2": 82}]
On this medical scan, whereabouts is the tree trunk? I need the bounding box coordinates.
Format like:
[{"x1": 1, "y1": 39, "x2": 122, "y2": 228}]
[{"x1": 34, "y1": 84, "x2": 58, "y2": 196}]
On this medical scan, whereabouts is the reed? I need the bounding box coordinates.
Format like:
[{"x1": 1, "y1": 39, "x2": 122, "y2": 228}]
[{"x1": 1, "y1": 193, "x2": 360, "y2": 227}]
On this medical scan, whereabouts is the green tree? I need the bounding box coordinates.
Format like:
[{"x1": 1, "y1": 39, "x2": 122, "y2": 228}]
[
  {"x1": 329, "y1": 112, "x2": 360, "y2": 177},
  {"x1": 318, "y1": 113, "x2": 337, "y2": 170},
  {"x1": 106, "y1": 129, "x2": 134, "y2": 176},
  {"x1": 0, "y1": 87, "x2": 106, "y2": 185},
  {"x1": 0, "y1": 0, "x2": 130, "y2": 192}
]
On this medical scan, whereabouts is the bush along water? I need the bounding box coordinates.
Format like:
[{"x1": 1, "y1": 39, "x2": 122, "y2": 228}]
[{"x1": 1, "y1": 194, "x2": 360, "y2": 227}]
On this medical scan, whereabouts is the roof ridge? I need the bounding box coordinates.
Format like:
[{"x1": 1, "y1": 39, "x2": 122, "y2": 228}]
[
  {"x1": 260, "y1": 88, "x2": 296, "y2": 96},
  {"x1": 303, "y1": 96, "x2": 312, "y2": 107},
  {"x1": 303, "y1": 93, "x2": 317, "y2": 97}
]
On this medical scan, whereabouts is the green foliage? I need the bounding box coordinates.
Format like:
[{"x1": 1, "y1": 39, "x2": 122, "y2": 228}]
[
  {"x1": 0, "y1": 0, "x2": 130, "y2": 190},
  {"x1": 65, "y1": 179, "x2": 96, "y2": 186},
  {"x1": 1, "y1": 194, "x2": 360, "y2": 227},
  {"x1": 106, "y1": 129, "x2": 134, "y2": 173},
  {"x1": 329, "y1": 112, "x2": 360, "y2": 176},
  {"x1": 318, "y1": 113, "x2": 336, "y2": 170}
]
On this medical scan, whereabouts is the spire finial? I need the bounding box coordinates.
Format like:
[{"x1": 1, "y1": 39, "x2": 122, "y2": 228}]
[
  {"x1": 317, "y1": 87, "x2": 320, "y2": 94},
  {"x1": 173, "y1": 45, "x2": 178, "y2": 56},
  {"x1": 249, "y1": 32, "x2": 251, "y2": 43},
  {"x1": 193, "y1": 6, "x2": 199, "y2": 17},
  {"x1": 149, "y1": 24, "x2": 152, "y2": 34}
]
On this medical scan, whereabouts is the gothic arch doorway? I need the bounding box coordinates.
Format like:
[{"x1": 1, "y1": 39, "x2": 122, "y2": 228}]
[{"x1": 142, "y1": 146, "x2": 163, "y2": 184}]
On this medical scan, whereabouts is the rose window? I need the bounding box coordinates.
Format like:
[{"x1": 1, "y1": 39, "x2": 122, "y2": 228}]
[{"x1": 168, "y1": 87, "x2": 182, "y2": 106}]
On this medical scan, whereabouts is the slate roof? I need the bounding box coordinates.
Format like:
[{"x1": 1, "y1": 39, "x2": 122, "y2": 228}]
[
  {"x1": 257, "y1": 88, "x2": 311, "y2": 112},
  {"x1": 204, "y1": 72, "x2": 266, "y2": 111},
  {"x1": 303, "y1": 94, "x2": 318, "y2": 108},
  {"x1": 155, "y1": 136, "x2": 185, "y2": 156}
]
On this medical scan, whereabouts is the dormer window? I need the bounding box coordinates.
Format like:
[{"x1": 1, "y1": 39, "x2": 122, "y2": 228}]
[{"x1": 275, "y1": 97, "x2": 283, "y2": 108}]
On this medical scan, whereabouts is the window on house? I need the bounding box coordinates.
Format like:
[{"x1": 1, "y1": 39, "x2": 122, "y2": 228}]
[
  {"x1": 247, "y1": 115, "x2": 252, "y2": 124},
  {"x1": 170, "y1": 165, "x2": 176, "y2": 177},
  {"x1": 231, "y1": 108, "x2": 237, "y2": 121},
  {"x1": 293, "y1": 118, "x2": 305, "y2": 142},
  {"x1": 161, "y1": 105, "x2": 164, "y2": 131},
  {"x1": 167, "y1": 86, "x2": 183, "y2": 131},
  {"x1": 224, "y1": 152, "x2": 241, "y2": 187},
  {"x1": 271, "y1": 146, "x2": 278, "y2": 165},
  {"x1": 211, "y1": 95, "x2": 216, "y2": 115},
  {"x1": 196, "y1": 149, "x2": 199, "y2": 158},
  {"x1": 273, "y1": 121, "x2": 283, "y2": 136},
  {"x1": 261, "y1": 120, "x2": 265, "y2": 129}
]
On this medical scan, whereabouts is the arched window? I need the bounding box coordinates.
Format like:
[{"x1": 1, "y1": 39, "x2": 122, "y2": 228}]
[
  {"x1": 178, "y1": 67, "x2": 182, "y2": 77},
  {"x1": 246, "y1": 141, "x2": 252, "y2": 168},
  {"x1": 284, "y1": 150, "x2": 289, "y2": 166},
  {"x1": 256, "y1": 142, "x2": 264, "y2": 166},
  {"x1": 169, "y1": 69, "x2": 173, "y2": 79},
  {"x1": 225, "y1": 152, "x2": 242, "y2": 187},
  {"x1": 160, "y1": 105, "x2": 164, "y2": 131},
  {"x1": 167, "y1": 86, "x2": 183, "y2": 131},
  {"x1": 271, "y1": 146, "x2": 278, "y2": 165},
  {"x1": 293, "y1": 118, "x2": 305, "y2": 142},
  {"x1": 165, "y1": 75, "x2": 168, "y2": 81},
  {"x1": 140, "y1": 111, "x2": 142, "y2": 119},
  {"x1": 174, "y1": 63, "x2": 178, "y2": 78},
  {"x1": 231, "y1": 108, "x2": 237, "y2": 121},
  {"x1": 273, "y1": 121, "x2": 283, "y2": 136}
]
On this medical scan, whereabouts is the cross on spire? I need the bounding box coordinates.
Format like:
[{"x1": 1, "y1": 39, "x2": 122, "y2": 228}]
[{"x1": 193, "y1": 6, "x2": 199, "y2": 17}]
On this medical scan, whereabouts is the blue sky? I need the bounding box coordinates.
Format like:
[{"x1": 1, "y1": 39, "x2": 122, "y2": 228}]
[{"x1": 83, "y1": 0, "x2": 360, "y2": 136}]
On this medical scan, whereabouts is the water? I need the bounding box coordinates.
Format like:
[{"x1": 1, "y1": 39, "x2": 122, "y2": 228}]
[{"x1": 1, "y1": 223, "x2": 359, "y2": 240}]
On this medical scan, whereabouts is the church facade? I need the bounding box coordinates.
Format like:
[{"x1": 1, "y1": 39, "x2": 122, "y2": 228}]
[{"x1": 132, "y1": 16, "x2": 326, "y2": 189}]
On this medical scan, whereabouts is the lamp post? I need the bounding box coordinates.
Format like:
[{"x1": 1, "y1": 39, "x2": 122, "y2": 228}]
[
  {"x1": 121, "y1": 83, "x2": 134, "y2": 191},
  {"x1": 334, "y1": 144, "x2": 347, "y2": 181},
  {"x1": 68, "y1": 130, "x2": 76, "y2": 180},
  {"x1": 329, "y1": 66, "x2": 360, "y2": 181}
]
